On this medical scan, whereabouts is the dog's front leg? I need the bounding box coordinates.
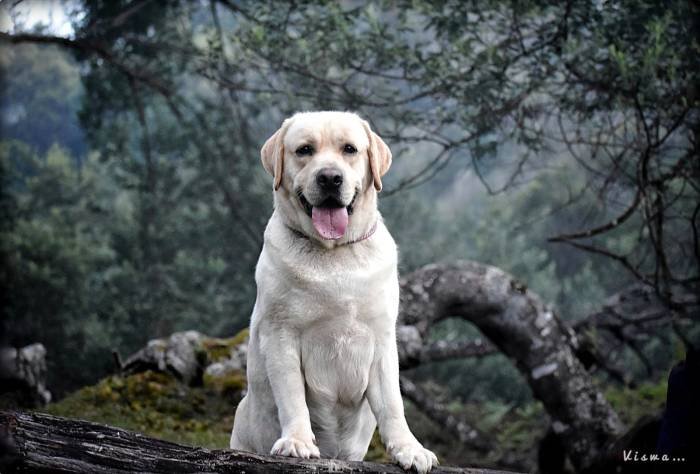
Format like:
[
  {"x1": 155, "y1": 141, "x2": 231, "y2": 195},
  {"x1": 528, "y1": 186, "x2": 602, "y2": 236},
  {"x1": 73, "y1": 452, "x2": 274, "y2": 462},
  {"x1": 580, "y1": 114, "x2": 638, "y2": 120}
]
[
  {"x1": 262, "y1": 329, "x2": 320, "y2": 459},
  {"x1": 367, "y1": 334, "x2": 438, "y2": 473}
]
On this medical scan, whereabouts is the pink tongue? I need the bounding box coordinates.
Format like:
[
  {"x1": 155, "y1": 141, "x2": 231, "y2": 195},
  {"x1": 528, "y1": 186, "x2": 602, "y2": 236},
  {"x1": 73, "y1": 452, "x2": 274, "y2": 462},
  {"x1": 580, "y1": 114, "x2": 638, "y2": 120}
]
[{"x1": 311, "y1": 206, "x2": 348, "y2": 240}]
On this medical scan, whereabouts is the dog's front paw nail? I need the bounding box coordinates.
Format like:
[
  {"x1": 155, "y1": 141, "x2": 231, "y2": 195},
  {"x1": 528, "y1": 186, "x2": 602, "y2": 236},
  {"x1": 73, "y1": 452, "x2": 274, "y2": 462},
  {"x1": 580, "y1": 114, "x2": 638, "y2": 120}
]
[
  {"x1": 270, "y1": 436, "x2": 320, "y2": 459},
  {"x1": 388, "y1": 442, "x2": 438, "y2": 474}
]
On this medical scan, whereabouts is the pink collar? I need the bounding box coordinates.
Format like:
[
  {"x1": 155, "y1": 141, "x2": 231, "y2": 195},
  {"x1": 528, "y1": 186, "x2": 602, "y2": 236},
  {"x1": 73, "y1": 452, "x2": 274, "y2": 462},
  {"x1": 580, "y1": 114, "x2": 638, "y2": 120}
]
[
  {"x1": 348, "y1": 220, "x2": 378, "y2": 245},
  {"x1": 287, "y1": 220, "x2": 378, "y2": 246}
]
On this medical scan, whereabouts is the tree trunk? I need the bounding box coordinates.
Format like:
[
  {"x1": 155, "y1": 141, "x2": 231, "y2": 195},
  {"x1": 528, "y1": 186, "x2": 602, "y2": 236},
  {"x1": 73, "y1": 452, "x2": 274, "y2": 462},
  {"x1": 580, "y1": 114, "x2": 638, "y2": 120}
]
[
  {"x1": 398, "y1": 261, "x2": 625, "y2": 472},
  {"x1": 0, "y1": 411, "x2": 521, "y2": 474}
]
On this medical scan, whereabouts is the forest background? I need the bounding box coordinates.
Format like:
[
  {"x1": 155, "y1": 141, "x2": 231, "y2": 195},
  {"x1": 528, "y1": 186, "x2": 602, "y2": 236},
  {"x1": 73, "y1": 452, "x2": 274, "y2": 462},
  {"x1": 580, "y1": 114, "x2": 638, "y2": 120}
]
[{"x1": 1, "y1": 1, "x2": 698, "y2": 472}]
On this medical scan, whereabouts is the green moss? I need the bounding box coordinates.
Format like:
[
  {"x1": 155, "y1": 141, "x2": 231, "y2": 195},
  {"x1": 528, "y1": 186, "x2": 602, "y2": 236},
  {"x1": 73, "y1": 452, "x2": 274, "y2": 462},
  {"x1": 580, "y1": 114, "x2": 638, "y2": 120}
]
[
  {"x1": 203, "y1": 370, "x2": 247, "y2": 397},
  {"x1": 605, "y1": 379, "x2": 667, "y2": 426},
  {"x1": 202, "y1": 328, "x2": 249, "y2": 363},
  {"x1": 43, "y1": 329, "x2": 252, "y2": 450},
  {"x1": 365, "y1": 429, "x2": 389, "y2": 462},
  {"x1": 45, "y1": 370, "x2": 235, "y2": 448},
  {"x1": 230, "y1": 328, "x2": 250, "y2": 347}
]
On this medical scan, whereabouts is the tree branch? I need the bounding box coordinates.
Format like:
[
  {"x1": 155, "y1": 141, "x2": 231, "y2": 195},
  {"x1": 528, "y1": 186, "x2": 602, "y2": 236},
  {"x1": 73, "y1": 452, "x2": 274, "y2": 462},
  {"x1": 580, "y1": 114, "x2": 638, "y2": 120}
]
[
  {"x1": 399, "y1": 261, "x2": 625, "y2": 472},
  {"x1": 0, "y1": 32, "x2": 172, "y2": 98},
  {"x1": 548, "y1": 190, "x2": 641, "y2": 242},
  {"x1": 0, "y1": 411, "x2": 521, "y2": 474},
  {"x1": 548, "y1": 239, "x2": 648, "y2": 283},
  {"x1": 421, "y1": 339, "x2": 497, "y2": 364},
  {"x1": 397, "y1": 326, "x2": 497, "y2": 370}
]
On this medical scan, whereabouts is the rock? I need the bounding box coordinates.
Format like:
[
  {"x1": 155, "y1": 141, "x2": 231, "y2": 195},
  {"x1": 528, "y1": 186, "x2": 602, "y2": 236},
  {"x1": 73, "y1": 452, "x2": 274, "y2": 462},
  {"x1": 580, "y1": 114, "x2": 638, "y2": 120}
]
[
  {"x1": 0, "y1": 343, "x2": 51, "y2": 407},
  {"x1": 120, "y1": 329, "x2": 250, "y2": 388},
  {"x1": 122, "y1": 331, "x2": 207, "y2": 386},
  {"x1": 204, "y1": 338, "x2": 247, "y2": 378}
]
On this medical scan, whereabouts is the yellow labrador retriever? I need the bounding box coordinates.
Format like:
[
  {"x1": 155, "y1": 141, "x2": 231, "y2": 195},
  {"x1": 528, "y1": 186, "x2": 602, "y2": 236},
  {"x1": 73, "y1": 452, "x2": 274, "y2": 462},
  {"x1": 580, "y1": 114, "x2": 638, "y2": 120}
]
[{"x1": 230, "y1": 111, "x2": 438, "y2": 473}]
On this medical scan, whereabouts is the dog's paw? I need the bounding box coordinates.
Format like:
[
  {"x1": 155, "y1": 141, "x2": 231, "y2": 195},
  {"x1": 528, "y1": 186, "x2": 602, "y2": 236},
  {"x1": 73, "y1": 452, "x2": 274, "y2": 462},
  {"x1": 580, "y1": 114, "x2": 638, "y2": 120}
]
[
  {"x1": 270, "y1": 435, "x2": 320, "y2": 459},
  {"x1": 387, "y1": 441, "x2": 439, "y2": 474}
]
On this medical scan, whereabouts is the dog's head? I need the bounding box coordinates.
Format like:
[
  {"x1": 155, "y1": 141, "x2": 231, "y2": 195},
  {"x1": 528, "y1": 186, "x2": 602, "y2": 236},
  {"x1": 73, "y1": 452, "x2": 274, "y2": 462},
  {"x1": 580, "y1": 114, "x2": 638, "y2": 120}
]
[{"x1": 261, "y1": 111, "x2": 391, "y2": 243}]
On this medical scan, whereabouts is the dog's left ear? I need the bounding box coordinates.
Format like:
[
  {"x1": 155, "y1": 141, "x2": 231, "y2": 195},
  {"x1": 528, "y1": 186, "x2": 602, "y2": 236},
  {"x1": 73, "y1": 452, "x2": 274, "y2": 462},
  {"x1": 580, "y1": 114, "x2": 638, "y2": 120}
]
[
  {"x1": 261, "y1": 119, "x2": 291, "y2": 191},
  {"x1": 362, "y1": 121, "x2": 392, "y2": 192}
]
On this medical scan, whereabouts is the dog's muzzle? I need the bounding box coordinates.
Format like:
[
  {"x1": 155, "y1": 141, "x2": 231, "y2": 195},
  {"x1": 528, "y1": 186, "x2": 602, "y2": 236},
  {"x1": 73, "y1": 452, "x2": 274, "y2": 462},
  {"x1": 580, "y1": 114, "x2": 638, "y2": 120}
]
[{"x1": 297, "y1": 174, "x2": 358, "y2": 241}]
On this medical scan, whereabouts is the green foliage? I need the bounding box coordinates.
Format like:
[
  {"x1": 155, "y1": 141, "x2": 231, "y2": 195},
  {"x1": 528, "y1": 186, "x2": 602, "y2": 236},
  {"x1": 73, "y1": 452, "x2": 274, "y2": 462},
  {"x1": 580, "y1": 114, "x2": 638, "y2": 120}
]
[
  {"x1": 0, "y1": 44, "x2": 85, "y2": 157},
  {"x1": 1, "y1": 141, "x2": 124, "y2": 393},
  {"x1": 1, "y1": 137, "x2": 256, "y2": 395},
  {"x1": 605, "y1": 379, "x2": 668, "y2": 427}
]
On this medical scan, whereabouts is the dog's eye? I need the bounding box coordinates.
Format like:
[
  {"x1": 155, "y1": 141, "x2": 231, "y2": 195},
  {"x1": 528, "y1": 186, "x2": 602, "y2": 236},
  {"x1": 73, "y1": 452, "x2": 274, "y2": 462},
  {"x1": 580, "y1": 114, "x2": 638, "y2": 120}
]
[
  {"x1": 295, "y1": 145, "x2": 314, "y2": 156},
  {"x1": 343, "y1": 144, "x2": 357, "y2": 154}
]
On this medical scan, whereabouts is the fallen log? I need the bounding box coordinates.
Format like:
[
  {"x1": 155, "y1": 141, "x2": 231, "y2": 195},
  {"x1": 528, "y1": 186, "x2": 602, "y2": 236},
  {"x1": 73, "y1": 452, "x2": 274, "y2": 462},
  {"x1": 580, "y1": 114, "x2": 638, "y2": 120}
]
[{"x1": 0, "y1": 411, "x2": 522, "y2": 474}]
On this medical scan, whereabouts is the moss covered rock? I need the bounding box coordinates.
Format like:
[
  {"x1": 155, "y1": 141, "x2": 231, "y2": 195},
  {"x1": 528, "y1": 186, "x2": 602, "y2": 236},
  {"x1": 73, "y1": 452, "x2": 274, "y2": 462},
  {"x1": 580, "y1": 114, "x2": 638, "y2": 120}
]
[
  {"x1": 46, "y1": 329, "x2": 253, "y2": 449},
  {"x1": 202, "y1": 328, "x2": 249, "y2": 364},
  {"x1": 46, "y1": 370, "x2": 236, "y2": 448}
]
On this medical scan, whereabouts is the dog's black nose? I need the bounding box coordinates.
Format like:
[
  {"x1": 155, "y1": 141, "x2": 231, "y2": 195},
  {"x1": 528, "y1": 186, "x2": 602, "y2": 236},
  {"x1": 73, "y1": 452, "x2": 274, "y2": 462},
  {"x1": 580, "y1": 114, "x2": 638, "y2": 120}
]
[{"x1": 316, "y1": 168, "x2": 343, "y2": 192}]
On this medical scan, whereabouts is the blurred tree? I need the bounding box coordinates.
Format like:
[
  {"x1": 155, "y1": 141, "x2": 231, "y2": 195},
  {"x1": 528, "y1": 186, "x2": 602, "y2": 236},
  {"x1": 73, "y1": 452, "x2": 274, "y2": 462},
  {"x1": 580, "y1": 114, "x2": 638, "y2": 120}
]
[
  {"x1": 1, "y1": 141, "x2": 120, "y2": 393},
  {"x1": 3, "y1": 1, "x2": 697, "y2": 310},
  {"x1": 2, "y1": 2, "x2": 268, "y2": 392},
  {"x1": 0, "y1": 44, "x2": 85, "y2": 158}
]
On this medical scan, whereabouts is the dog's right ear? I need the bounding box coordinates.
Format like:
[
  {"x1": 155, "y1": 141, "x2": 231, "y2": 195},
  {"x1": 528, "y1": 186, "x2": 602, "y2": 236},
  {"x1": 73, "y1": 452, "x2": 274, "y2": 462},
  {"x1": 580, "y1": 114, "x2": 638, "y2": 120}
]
[{"x1": 261, "y1": 119, "x2": 290, "y2": 191}]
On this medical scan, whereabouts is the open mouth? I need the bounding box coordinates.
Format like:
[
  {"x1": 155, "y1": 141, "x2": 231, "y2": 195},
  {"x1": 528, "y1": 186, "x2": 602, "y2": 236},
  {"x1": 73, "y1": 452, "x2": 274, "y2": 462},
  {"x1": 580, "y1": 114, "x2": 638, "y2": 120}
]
[
  {"x1": 296, "y1": 189, "x2": 358, "y2": 240},
  {"x1": 297, "y1": 190, "x2": 357, "y2": 218}
]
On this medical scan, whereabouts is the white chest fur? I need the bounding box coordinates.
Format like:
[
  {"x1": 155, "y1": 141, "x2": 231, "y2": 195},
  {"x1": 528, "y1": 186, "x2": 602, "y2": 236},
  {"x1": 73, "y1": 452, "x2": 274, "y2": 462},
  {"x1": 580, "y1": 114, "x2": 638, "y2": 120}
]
[{"x1": 301, "y1": 319, "x2": 375, "y2": 406}]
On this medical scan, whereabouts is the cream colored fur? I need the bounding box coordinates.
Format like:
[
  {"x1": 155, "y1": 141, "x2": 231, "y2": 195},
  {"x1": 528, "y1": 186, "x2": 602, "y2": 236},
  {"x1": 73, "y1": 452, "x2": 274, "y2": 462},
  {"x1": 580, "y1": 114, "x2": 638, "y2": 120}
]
[{"x1": 230, "y1": 111, "x2": 438, "y2": 473}]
